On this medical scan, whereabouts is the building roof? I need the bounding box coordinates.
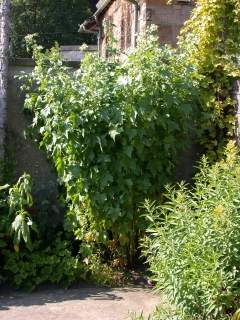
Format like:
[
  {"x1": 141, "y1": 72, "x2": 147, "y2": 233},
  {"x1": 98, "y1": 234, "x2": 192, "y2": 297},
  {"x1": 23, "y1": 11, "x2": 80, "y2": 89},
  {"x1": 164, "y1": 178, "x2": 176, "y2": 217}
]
[
  {"x1": 79, "y1": 15, "x2": 99, "y2": 33},
  {"x1": 79, "y1": 0, "x2": 113, "y2": 33},
  {"x1": 95, "y1": 0, "x2": 112, "y2": 16}
]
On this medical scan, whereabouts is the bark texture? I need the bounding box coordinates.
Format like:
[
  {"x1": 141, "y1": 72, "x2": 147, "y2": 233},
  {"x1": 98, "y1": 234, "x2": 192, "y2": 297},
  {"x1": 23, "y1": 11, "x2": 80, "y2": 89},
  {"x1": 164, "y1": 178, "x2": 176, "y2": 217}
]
[{"x1": 0, "y1": 0, "x2": 10, "y2": 162}]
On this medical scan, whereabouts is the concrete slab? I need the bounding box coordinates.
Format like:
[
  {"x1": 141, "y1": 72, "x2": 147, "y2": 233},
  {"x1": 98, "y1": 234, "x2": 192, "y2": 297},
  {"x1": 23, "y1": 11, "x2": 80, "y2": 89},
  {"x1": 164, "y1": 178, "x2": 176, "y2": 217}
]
[{"x1": 0, "y1": 285, "x2": 161, "y2": 320}]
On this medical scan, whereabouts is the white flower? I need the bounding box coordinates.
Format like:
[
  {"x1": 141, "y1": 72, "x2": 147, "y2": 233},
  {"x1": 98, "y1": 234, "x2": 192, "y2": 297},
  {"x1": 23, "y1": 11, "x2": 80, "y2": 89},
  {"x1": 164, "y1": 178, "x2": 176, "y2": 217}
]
[{"x1": 117, "y1": 75, "x2": 131, "y2": 86}]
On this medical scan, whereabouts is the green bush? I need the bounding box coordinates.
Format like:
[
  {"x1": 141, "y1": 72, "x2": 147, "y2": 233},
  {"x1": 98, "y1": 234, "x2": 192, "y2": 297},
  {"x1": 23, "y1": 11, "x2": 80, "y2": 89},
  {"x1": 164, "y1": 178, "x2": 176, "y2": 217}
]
[
  {"x1": 143, "y1": 141, "x2": 240, "y2": 320},
  {"x1": 3, "y1": 236, "x2": 85, "y2": 291},
  {"x1": 22, "y1": 28, "x2": 200, "y2": 264}
]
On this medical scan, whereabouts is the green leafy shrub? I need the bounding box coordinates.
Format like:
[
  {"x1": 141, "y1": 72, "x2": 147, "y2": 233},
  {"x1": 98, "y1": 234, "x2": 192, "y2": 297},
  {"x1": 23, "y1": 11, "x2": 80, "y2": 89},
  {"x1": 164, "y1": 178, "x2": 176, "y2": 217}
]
[
  {"x1": 22, "y1": 28, "x2": 200, "y2": 264},
  {"x1": 143, "y1": 141, "x2": 240, "y2": 320},
  {"x1": 3, "y1": 235, "x2": 85, "y2": 291},
  {"x1": 3, "y1": 240, "x2": 128, "y2": 290}
]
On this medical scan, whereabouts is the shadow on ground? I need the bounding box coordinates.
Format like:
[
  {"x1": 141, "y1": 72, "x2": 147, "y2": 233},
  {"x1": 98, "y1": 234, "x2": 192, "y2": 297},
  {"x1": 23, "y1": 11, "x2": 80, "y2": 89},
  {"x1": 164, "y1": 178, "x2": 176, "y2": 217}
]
[
  {"x1": 0, "y1": 283, "x2": 160, "y2": 320},
  {"x1": 0, "y1": 283, "x2": 152, "y2": 310}
]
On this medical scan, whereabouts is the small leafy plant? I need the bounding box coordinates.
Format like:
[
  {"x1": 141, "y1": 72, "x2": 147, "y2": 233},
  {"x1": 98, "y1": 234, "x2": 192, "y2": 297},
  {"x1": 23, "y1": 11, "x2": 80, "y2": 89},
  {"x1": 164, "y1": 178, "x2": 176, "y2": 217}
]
[{"x1": 8, "y1": 173, "x2": 37, "y2": 250}]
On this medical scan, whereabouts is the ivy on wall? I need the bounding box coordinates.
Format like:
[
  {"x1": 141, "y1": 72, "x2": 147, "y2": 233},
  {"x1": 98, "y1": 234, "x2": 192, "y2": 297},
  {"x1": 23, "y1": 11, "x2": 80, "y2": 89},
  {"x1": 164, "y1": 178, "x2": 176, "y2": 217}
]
[{"x1": 179, "y1": 0, "x2": 240, "y2": 159}]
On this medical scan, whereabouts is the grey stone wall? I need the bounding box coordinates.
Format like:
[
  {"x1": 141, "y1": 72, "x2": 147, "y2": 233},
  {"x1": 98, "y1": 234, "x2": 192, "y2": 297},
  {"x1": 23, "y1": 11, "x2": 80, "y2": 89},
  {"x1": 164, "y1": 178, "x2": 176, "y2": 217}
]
[
  {"x1": 7, "y1": 62, "x2": 57, "y2": 189},
  {"x1": 6, "y1": 60, "x2": 63, "y2": 232},
  {"x1": 60, "y1": 45, "x2": 97, "y2": 61}
]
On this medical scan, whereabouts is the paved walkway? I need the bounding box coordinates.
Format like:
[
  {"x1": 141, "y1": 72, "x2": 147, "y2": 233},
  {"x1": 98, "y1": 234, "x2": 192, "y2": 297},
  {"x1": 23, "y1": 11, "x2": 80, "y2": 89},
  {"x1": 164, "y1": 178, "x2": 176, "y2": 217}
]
[{"x1": 0, "y1": 284, "x2": 160, "y2": 320}]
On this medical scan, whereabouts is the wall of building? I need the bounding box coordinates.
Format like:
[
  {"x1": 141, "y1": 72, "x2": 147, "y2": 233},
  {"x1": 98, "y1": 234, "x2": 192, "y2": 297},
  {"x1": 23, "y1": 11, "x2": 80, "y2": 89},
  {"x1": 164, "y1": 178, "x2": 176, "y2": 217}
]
[
  {"x1": 99, "y1": 0, "x2": 136, "y2": 56},
  {"x1": 98, "y1": 0, "x2": 194, "y2": 53},
  {"x1": 144, "y1": 0, "x2": 194, "y2": 46}
]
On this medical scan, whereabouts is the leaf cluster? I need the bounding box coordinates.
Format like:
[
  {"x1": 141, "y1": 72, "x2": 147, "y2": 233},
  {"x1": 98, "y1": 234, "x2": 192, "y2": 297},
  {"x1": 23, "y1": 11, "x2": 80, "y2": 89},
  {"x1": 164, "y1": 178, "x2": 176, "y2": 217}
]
[{"x1": 8, "y1": 173, "x2": 37, "y2": 250}]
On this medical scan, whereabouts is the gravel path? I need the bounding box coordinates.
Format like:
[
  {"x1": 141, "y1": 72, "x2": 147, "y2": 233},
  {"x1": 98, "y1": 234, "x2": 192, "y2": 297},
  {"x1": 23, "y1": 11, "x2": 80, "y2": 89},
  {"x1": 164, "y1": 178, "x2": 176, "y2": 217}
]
[{"x1": 0, "y1": 284, "x2": 160, "y2": 320}]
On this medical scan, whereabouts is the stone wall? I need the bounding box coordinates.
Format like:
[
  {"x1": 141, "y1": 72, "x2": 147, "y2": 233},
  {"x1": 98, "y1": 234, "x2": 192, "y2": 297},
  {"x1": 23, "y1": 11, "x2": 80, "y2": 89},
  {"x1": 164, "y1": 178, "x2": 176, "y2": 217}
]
[
  {"x1": 7, "y1": 60, "x2": 60, "y2": 217},
  {"x1": 60, "y1": 45, "x2": 97, "y2": 61},
  {"x1": 7, "y1": 61, "x2": 56, "y2": 186}
]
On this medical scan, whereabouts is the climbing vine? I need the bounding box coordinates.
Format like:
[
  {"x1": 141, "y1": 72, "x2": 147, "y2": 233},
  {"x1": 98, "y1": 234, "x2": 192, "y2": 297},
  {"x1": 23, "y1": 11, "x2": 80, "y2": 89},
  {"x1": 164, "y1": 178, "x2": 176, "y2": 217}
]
[{"x1": 179, "y1": 0, "x2": 240, "y2": 158}]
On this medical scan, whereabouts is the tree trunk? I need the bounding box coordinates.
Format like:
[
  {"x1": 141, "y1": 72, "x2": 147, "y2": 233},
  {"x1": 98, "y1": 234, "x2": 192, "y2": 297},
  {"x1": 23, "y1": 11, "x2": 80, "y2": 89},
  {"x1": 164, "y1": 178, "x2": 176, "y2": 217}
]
[{"x1": 0, "y1": 0, "x2": 10, "y2": 164}]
